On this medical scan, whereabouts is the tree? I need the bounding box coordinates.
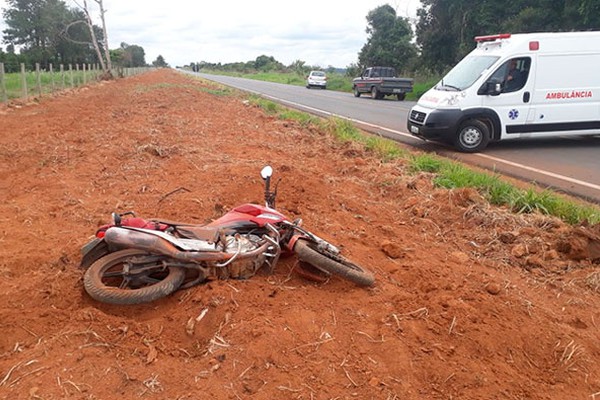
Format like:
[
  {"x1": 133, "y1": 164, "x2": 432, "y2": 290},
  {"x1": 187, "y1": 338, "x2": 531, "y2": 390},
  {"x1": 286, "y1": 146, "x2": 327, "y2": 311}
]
[
  {"x1": 577, "y1": 0, "x2": 600, "y2": 27},
  {"x1": 1, "y1": 0, "x2": 117, "y2": 69},
  {"x1": 345, "y1": 62, "x2": 361, "y2": 78},
  {"x1": 254, "y1": 55, "x2": 283, "y2": 71},
  {"x1": 118, "y1": 42, "x2": 146, "y2": 67},
  {"x1": 358, "y1": 4, "x2": 417, "y2": 74},
  {"x1": 415, "y1": 0, "x2": 600, "y2": 76},
  {"x1": 74, "y1": 0, "x2": 112, "y2": 77},
  {"x1": 109, "y1": 48, "x2": 124, "y2": 66},
  {"x1": 59, "y1": 8, "x2": 99, "y2": 64},
  {"x1": 2, "y1": 0, "x2": 116, "y2": 75},
  {"x1": 415, "y1": 0, "x2": 470, "y2": 75},
  {"x1": 2, "y1": 0, "x2": 97, "y2": 68},
  {"x1": 152, "y1": 55, "x2": 168, "y2": 68},
  {"x1": 288, "y1": 59, "x2": 308, "y2": 75},
  {"x1": 0, "y1": 44, "x2": 23, "y2": 72}
]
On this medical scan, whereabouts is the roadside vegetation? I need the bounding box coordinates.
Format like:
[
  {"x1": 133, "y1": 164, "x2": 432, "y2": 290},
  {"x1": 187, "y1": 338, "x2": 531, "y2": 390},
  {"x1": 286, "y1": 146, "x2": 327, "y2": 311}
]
[
  {"x1": 199, "y1": 69, "x2": 437, "y2": 101},
  {"x1": 1, "y1": 68, "x2": 103, "y2": 100},
  {"x1": 1, "y1": 67, "x2": 155, "y2": 102},
  {"x1": 247, "y1": 94, "x2": 600, "y2": 225}
]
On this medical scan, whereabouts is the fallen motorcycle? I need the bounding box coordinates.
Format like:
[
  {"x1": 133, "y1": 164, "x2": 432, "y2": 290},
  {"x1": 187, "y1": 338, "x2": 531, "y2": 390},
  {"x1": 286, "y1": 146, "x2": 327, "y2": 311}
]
[{"x1": 80, "y1": 166, "x2": 375, "y2": 305}]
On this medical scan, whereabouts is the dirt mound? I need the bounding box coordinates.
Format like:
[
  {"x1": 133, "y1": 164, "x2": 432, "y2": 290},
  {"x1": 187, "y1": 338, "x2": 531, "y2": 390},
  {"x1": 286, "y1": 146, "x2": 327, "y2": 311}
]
[{"x1": 1, "y1": 69, "x2": 599, "y2": 399}]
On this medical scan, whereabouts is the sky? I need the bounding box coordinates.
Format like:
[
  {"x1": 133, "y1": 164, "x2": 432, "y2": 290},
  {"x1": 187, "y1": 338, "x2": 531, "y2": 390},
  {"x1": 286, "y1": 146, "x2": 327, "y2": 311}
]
[{"x1": 0, "y1": 0, "x2": 421, "y2": 68}]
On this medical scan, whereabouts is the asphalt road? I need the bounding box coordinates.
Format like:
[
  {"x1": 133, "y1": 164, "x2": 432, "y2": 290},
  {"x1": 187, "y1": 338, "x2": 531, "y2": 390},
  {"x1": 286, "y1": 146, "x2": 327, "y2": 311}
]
[{"x1": 190, "y1": 71, "x2": 600, "y2": 204}]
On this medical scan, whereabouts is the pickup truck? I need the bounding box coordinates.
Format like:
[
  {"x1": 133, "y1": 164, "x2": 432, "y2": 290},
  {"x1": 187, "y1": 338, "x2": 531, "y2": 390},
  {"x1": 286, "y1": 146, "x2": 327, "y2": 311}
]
[{"x1": 352, "y1": 67, "x2": 413, "y2": 100}]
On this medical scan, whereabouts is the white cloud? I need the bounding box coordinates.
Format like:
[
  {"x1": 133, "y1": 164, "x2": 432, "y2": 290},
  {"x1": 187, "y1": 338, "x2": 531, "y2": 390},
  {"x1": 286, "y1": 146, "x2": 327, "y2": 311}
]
[{"x1": 1, "y1": 0, "x2": 420, "y2": 67}]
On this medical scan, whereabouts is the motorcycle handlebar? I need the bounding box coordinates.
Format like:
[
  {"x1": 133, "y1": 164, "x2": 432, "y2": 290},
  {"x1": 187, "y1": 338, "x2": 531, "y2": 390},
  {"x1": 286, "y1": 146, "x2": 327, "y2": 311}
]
[{"x1": 265, "y1": 178, "x2": 281, "y2": 209}]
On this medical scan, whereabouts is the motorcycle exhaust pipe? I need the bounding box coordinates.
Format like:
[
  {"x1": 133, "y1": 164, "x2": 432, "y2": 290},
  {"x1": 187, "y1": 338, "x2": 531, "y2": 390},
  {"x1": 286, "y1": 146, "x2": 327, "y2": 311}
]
[
  {"x1": 104, "y1": 227, "x2": 271, "y2": 263},
  {"x1": 104, "y1": 227, "x2": 182, "y2": 257}
]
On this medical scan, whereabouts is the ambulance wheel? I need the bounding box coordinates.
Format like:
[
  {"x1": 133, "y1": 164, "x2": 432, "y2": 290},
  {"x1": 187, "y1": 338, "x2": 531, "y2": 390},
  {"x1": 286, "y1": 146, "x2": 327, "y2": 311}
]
[{"x1": 454, "y1": 120, "x2": 490, "y2": 152}]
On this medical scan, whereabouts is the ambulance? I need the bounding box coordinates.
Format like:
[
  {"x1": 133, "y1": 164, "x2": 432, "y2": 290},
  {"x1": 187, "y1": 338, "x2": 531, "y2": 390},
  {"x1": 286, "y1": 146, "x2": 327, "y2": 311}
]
[{"x1": 407, "y1": 31, "x2": 600, "y2": 152}]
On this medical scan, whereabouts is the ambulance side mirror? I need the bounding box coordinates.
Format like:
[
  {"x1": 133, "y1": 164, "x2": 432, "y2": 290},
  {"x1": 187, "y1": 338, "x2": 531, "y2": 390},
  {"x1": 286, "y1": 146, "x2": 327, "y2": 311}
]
[{"x1": 480, "y1": 78, "x2": 503, "y2": 96}]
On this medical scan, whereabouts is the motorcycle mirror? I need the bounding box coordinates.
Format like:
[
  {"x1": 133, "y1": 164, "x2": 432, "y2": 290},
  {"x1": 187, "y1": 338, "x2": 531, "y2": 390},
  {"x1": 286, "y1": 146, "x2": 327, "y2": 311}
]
[
  {"x1": 112, "y1": 212, "x2": 122, "y2": 226},
  {"x1": 260, "y1": 165, "x2": 273, "y2": 180}
]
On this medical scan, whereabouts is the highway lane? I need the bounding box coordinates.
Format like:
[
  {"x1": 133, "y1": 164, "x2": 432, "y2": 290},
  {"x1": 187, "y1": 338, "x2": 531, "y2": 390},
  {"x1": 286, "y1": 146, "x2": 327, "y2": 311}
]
[{"x1": 190, "y1": 71, "x2": 600, "y2": 204}]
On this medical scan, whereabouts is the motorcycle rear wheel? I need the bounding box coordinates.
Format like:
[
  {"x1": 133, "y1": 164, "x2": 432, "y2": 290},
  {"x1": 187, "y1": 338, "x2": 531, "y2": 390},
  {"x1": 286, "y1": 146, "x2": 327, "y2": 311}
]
[
  {"x1": 84, "y1": 249, "x2": 186, "y2": 305},
  {"x1": 294, "y1": 240, "x2": 375, "y2": 286}
]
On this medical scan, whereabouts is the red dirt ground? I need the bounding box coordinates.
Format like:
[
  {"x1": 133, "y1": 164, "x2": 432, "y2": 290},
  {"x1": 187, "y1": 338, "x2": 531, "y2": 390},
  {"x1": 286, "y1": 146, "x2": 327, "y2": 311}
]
[{"x1": 1, "y1": 69, "x2": 600, "y2": 400}]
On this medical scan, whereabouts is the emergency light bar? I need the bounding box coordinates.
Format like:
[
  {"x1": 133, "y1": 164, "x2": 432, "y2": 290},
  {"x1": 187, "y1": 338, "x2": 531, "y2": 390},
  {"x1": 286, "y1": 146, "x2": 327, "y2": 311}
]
[{"x1": 474, "y1": 33, "x2": 511, "y2": 42}]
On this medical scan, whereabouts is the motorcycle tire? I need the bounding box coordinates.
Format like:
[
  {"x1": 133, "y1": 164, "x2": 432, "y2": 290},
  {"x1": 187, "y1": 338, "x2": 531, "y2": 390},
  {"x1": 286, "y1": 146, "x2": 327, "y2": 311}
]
[
  {"x1": 83, "y1": 249, "x2": 186, "y2": 305},
  {"x1": 294, "y1": 240, "x2": 375, "y2": 287},
  {"x1": 80, "y1": 238, "x2": 110, "y2": 269}
]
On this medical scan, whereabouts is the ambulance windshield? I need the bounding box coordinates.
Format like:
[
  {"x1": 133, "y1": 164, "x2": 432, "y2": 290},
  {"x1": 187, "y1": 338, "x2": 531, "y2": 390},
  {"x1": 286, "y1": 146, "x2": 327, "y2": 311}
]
[{"x1": 437, "y1": 55, "x2": 499, "y2": 91}]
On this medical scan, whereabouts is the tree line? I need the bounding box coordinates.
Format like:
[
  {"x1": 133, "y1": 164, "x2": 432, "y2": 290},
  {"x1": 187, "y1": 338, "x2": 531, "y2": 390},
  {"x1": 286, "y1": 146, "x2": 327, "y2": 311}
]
[
  {"x1": 413, "y1": 0, "x2": 600, "y2": 75},
  {"x1": 352, "y1": 0, "x2": 600, "y2": 77},
  {"x1": 3, "y1": 1, "x2": 600, "y2": 77},
  {"x1": 193, "y1": 1, "x2": 600, "y2": 78},
  {"x1": 0, "y1": 0, "x2": 168, "y2": 73}
]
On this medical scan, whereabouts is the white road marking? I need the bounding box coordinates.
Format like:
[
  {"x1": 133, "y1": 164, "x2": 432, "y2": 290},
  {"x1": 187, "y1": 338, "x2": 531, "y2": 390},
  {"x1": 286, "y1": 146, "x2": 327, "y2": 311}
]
[{"x1": 476, "y1": 153, "x2": 600, "y2": 191}]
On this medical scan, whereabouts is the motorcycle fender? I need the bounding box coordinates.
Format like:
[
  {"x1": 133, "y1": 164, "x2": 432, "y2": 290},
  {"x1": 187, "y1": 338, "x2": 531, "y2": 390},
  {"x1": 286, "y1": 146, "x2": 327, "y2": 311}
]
[
  {"x1": 286, "y1": 233, "x2": 340, "y2": 255},
  {"x1": 286, "y1": 234, "x2": 305, "y2": 252},
  {"x1": 80, "y1": 237, "x2": 110, "y2": 269}
]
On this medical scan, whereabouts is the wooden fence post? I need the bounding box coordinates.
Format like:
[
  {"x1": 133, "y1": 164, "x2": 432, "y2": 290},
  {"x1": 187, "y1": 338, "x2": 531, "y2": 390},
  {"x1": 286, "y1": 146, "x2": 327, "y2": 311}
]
[
  {"x1": 1, "y1": 60, "x2": 116, "y2": 104},
  {"x1": 60, "y1": 64, "x2": 65, "y2": 90},
  {"x1": 20, "y1": 63, "x2": 27, "y2": 100},
  {"x1": 49, "y1": 63, "x2": 55, "y2": 92},
  {"x1": 0, "y1": 63, "x2": 7, "y2": 103},
  {"x1": 35, "y1": 63, "x2": 42, "y2": 97}
]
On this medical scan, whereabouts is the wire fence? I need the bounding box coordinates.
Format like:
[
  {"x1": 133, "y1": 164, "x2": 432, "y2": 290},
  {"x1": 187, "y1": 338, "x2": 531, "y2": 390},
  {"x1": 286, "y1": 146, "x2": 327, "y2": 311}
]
[{"x1": 0, "y1": 62, "x2": 152, "y2": 103}]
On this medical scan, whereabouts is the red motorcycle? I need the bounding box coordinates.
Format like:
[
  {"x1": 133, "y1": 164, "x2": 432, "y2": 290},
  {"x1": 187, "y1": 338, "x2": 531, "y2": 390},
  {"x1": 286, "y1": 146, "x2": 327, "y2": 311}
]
[{"x1": 80, "y1": 166, "x2": 375, "y2": 304}]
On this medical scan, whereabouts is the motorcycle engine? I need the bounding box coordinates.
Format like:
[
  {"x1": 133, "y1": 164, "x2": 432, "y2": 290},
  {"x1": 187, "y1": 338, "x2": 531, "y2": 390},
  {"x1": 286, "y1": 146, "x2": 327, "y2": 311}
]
[{"x1": 216, "y1": 235, "x2": 267, "y2": 279}]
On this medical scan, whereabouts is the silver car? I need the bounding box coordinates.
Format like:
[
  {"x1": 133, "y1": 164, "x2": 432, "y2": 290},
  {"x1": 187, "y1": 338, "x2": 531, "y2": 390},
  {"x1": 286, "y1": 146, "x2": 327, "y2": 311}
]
[{"x1": 306, "y1": 71, "x2": 327, "y2": 89}]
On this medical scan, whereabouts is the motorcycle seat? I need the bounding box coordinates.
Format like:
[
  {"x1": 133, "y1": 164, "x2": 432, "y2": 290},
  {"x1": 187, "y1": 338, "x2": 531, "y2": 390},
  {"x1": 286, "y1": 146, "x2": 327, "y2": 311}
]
[{"x1": 175, "y1": 226, "x2": 221, "y2": 243}]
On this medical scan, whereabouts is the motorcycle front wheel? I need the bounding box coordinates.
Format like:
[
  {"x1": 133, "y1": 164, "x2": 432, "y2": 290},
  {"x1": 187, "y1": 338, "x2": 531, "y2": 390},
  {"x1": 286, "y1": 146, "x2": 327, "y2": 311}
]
[
  {"x1": 83, "y1": 249, "x2": 186, "y2": 305},
  {"x1": 294, "y1": 240, "x2": 375, "y2": 287}
]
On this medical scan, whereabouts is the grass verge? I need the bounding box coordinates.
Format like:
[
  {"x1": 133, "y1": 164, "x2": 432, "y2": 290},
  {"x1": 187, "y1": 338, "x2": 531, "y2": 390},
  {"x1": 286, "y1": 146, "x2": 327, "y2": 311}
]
[
  {"x1": 246, "y1": 94, "x2": 600, "y2": 225},
  {"x1": 1, "y1": 70, "x2": 104, "y2": 100}
]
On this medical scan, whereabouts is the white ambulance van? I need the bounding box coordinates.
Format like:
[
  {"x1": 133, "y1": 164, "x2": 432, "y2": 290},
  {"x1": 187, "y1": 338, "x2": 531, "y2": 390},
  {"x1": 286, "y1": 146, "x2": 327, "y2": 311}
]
[{"x1": 407, "y1": 31, "x2": 600, "y2": 152}]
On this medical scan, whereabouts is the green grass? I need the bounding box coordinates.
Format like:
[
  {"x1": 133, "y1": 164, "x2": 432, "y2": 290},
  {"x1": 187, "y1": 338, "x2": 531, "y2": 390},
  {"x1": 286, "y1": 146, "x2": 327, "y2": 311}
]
[
  {"x1": 196, "y1": 76, "x2": 600, "y2": 225},
  {"x1": 0, "y1": 68, "x2": 140, "y2": 101},
  {"x1": 278, "y1": 108, "x2": 321, "y2": 126},
  {"x1": 412, "y1": 77, "x2": 440, "y2": 99},
  {"x1": 249, "y1": 95, "x2": 280, "y2": 115},
  {"x1": 407, "y1": 154, "x2": 600, "y2": 224}
]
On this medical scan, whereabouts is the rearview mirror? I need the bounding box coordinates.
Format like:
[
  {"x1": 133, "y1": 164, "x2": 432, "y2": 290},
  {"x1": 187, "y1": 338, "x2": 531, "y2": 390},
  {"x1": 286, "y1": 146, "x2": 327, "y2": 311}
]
[
  {"x1": 478, "y1": 78, "x2": 503, "y2": 96},
  {"x1": 260, "y1": 166, "x2": 273, "y2": 180},
  {"x1": 489, "y1": 82, "x2": 502, "y2": 96}
]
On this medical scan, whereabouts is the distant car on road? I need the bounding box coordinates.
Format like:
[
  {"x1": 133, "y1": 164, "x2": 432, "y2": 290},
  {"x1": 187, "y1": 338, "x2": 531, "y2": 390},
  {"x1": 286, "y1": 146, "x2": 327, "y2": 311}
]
[{"x1": 306, "y1": 71, "x2": 327, "y2": 89}]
